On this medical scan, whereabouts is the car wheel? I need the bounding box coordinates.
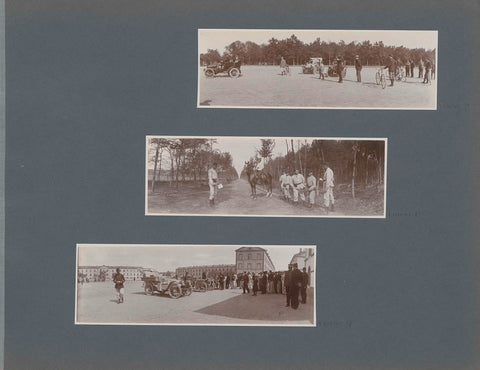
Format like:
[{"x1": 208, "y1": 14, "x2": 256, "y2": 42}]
[
  {"x1": 169, "y1": 285, "x2": 182, "y2": 299},
  {"x1": 229, "y1": 68, "x2": 240, "y2": 78},
  {"x1": 204, "y1": 69, "x2": 214, "y2": 78},
  {"x1": 145, "y1": 285, "x2": 153, "y2": 296}
]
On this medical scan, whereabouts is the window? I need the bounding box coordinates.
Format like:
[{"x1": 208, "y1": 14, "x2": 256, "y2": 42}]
[
  {"x1": 247, "y1": 263, "x2": 251, "y2": 269},
  {"x1": 257, "y1": 263, "x2": 261, "y2": 269},
  {"x1": 257, "y1": 253, "x2": 261, "y2": 259},
  {"x1": 248, "y1": 254, "x2": 251, "y2": 260},
  {"x1": 238, "y1": 263, "x2": 243, "y2": 269},
  {"x1": 238, "y1": 254, "x2": 243, "y2": 260}
]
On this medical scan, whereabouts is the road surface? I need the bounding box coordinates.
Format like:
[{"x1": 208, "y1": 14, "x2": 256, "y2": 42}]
[
  {"x1": 76, "y1": 281, "x2": 314, "y2": 325},
  {"x1": 147, "y1": 179, "x2": 384, "y2": 216},
  {"x1": 198, "y1": 65, "x2": 436, "y2": 109}
]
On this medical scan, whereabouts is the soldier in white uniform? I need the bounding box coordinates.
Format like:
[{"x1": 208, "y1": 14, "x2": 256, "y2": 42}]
[
  {"x1": 321, "y1": 164, "x2": 335, "y2": 211},
  {"x1": 279, "y1": 170, "x2": 290, "y2": 201},
  {"x1": 292, "y1": 169, "x2": 306, "y2": 204},
  {"x1": 306, "y1": 171, "x2": 317, "y2": 207},
  {"x1": 208, "y1": 163, "x2": 218, "y2": 206}
]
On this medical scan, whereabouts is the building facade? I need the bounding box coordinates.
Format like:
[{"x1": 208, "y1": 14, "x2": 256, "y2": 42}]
[
  {"x1": 175, "y1": 264, "x2": 236, "y2": 279},
  {"x1": 289, "y1": 248, "x2": 315, "y2": 287},
  {"x1": 235, "y1": 247, "x2": 275, "y2": 274},
  {"x1": 78, "y1": 265, "x2": 143, "y2": 282}
]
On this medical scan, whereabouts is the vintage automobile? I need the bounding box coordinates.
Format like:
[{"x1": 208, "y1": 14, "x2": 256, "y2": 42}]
[
  {"x1": 327, "y1": 59, "x2": 347, "y2": 78},
  {"x1": 204, "y1": 59, "x2": 242, "y2": 78},
  {"x1": 142, "y1": 274, "x2": 192, "y2": 299},
  {"x1": 302, "y1": 57, "x2": 323, "y2": 74}
]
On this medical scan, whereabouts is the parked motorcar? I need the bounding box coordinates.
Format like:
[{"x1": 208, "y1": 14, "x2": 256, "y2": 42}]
[
  {"x1": 302, "y1": 57, "x2": 323, "y2": 74},
  {"x1": 142, "y1": 274, "x2": 191, "y2": 299},
  {"x1": 204, "y1": 59, "x2": 242, "y2": 78}
]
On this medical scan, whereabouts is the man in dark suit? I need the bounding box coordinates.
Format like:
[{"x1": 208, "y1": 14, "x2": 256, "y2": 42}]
[
  {"x1": 290, "y1": 263, "x2": 303, "y2": 309},
  {"x1": 384, "y1": 56, "x2": 397, "y2": 87},
  {"x1": 284, "y1": 265, "x2": 292, "y2": 307},
  {"x1": 336, "y1": 56, "x2": 344, "y2": 83},
  {"x1": 301, "y1": 267, "x2": 309, "y2": 304},
  {"x1": 410, "y1": 60, "x2": 415, "y2": 78},
  {"x1": 354, "y1": 55, "x2": 362, "y2": 82}
]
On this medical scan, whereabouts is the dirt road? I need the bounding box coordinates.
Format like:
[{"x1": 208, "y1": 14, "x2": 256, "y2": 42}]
[
  {"x1": 76, "y1": 281, "x2": 314, "y2": 325},
  {"x1": 198, "y1": 65, "x2": 436, "y2": 109},
  {"x1": 147, "y1": 179, "x2": 384, "y2": 217}
]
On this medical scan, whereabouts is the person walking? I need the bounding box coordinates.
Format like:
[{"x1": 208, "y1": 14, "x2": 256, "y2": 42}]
[
  {"x1": 354, "y1": 55, "x2": 362, "y2": 82},
  {"x1": 321, "y1": 164, "x2": 335, "y2": 212},
  {"x1": 284, "y1": 265, "x2": 292, "y2": 307},
  {"x1": 306, "y1": 171, "x2": 316, "y2": 208},
  {"x1": 292, "y1": 169, "x2": 306, "y2": 205},
  {"x1": 384, "y1": 55, "x2": 397, "y2": 87},
  {"x1": 301, "y1": 267, "x2": 309, "y2": 304},
  {"x1": 113, "y1": 268, "x2": 125, "y2": 304},
  {"x1": 290, "y1": 263, "x2": 302, "y2": 309},
  {"x1": 208, "y1": 162, "x2": 218, "y2": 206},
  {"x1": 242, "y1": 272, "x2": 250, "y2": 294},
  {"x1": 252, "y1": 273, "x2": 259, "y2": 296}
]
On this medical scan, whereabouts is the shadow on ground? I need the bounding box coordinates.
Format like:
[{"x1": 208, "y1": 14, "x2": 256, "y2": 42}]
[{"x1": 195, "y1": 289, "x2": 314, "y2": 323}]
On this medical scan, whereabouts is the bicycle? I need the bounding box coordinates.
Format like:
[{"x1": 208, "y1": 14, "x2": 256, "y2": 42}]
[
  {"x1": 395, "y1": 67, "x2": 407, "y2": 82},
  {"x1": 375, "y1": 68, "x2": 387, "y2": 89}
]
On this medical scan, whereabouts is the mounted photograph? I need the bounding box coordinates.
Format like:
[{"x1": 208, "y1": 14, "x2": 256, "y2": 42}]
[
  {"x1": 145, "y1": 136, "x2": 387, "y2": 218},
  {"x1": 198, "y1": 29, "x2": 437, "y2": 109},
  {"x1": 75, "y1": 244, "x2": 316, "y2": 326}
]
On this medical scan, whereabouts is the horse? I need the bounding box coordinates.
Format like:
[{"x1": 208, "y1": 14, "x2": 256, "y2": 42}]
[{"x1": 244, "y1": 161, "x2": 273, "y2": 199}]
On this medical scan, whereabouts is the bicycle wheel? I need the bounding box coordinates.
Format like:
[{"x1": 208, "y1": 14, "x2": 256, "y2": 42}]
[
  {"x1": 380, "y1": 74, "x2": 386, "y2": 89},
  {"x1": 375, "y1": 71, "x2": 380, "y2": 85}
]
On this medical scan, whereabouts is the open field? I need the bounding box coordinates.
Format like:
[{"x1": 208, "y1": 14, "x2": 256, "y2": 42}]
[
  {"x1": 76, "y1": 281, "x2": 314, "y2": 325},
  {"x1": 147, "y1": 179, "x2": 384, "y2": 217},
  {"x1": 198, "y1": 65, "x2": 436, "y2": 109}
]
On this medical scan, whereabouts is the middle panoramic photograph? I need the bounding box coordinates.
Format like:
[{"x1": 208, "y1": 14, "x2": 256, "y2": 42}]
[{"x1": 146, "y1": 136, "x2": 387, "y2": 218}]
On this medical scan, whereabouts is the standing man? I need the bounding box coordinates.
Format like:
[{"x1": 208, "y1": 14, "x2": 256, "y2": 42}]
[
  {"x1": 268, "y1": 271, "x2": 275, "y2": 293},
  {"x1": 423, "y1": 59, "x2": 432, "y2": 84},
  {"x1": 354, "y1": 55, "x2": 362, "y2": 82},
  {"x1": 336, "y1": 56, "x2": 344, "y2": 83},
  {"x1": 418, "y1": 59, "x2": 424, "y2": 79},
  {"x1": 384, "y1": 55, "x2": 396, "y2": 87},
  {"x1": 405, "y1": 59, "x2": 410, "y2": 78},
  {"x1": 290, "y1": 263, "x2": 302, "y2": 310},
  {"x1": 113, "y1": 268, "x2": 125, "y2": 304},
  {"x1": 301, "y1": 267, "x2": 309, "y2": 304},
  {"x1": 306, "y1": 171, "x2": 316, "y2": 208},
  {"x1": 284, "y1": 265, "x2": 292, "y2": 307},
  {"x1": 292, "y1": 169, "x2": 306, "y2": 205},
  {"x1": 208, "y1": 162, "x2": 218, "y2": 206},
  {"x1": 410, "y1": 59, "x2": 415, "y2": 78},
  {"x1": 321, "y1": 163, "x2": 335, "y2": 212}
]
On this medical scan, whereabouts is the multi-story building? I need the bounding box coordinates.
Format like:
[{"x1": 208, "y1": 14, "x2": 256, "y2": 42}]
[
  {"x1": 235, "y1": 247, "x2": 275, "y2": 274},
  {"x1": 77, "y1": 265, "x2": 144, "y2": 282},
  {"x1": 175, "y1": 264, "x2": 236, "y2": 279},
  {"x1": 289, "y1": 248, "x2": 315, "y2": 287}
]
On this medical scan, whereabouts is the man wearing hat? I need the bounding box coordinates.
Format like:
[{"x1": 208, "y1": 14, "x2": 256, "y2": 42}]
[
  {"x1": 301, "y1": 267, "x2": 309, "y2": 304},
  {"x1": 208, "y1": 162, "x2": 218, "y2": 206},
  {"x1": 336, "y1": 56, "x2": 344, "y2": 83},
  {"x1": 306, "y1": 171, "x2": 317, "y2": 208},
  {"x1": 284, "y1": 264, "x2": 292, "y2": 307},
  {"x1": 320, "y1": 163, "x2": 335, "y2": 212},
  {"x1": 290, "y1": 263, "x2": 303, "y2": 309},
  {"x1": 292, "y1": 169, "x2": 306, "y2": 205},
  {"x1": 113, "y1": 268, "x2": 125, "y2": 304},
  {"x1": 354, "y1": 55, "x2": 362, "y2": 82},
  {"x1": 279, "y1": 169, "x2": 290, "y2": 201}
]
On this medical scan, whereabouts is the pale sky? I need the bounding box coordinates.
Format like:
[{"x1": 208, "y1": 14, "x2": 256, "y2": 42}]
[
  {"x1": 77, "y1": 245, "x2": 310, "y2": 272},
  {"x1": 147, "y1": 137, "x2": 315, "y2": 176},
  {"x1": 199, "y1": 29, "x2": 438, "y2": 54}
]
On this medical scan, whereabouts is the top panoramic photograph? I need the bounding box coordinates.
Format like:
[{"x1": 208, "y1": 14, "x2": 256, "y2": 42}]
[{"x1": 197, "y1": 29, "x2": 437, "y2": 109}]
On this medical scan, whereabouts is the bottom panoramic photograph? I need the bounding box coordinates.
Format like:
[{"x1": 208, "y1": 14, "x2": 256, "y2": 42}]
[{"x1": 75, "y1": 244, "x2": 316, "y2": 326}]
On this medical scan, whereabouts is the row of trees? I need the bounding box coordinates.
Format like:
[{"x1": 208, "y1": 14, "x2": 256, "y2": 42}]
[
  {"x1": 148, "y1": 138, "x2": 238, "y2": 192},
  {"x1": 240, "y1": 139, "x2": 385, "y2": 199},
  {"x1": 200, "y1": 35, "x2": 436, "y2": 67}
]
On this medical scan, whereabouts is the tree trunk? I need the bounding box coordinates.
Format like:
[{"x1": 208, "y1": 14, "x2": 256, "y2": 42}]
[
  {"x1": 152, "y1": 144, "x2": 160, "y2": 193},
  {"x1": 352, "y1": 146, "x2": 358, "y2": 199}
]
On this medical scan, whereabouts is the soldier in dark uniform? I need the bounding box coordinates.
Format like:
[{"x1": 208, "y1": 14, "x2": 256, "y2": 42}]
[
  {"x1": 300, "y1": 267, "x2": 309, "y2": 304},
  {"x1": 290, "y1": 263, "x2": 302, "y2": 309},
  {"x1": 354, "y1": 55, "x2": 362, "y2": 82},
  {"x1": 242, "y1": 271, "x2": 250, "y2": 294},
  {"x1": 405, "y1": 59, "x2": 410, "y2": 78},
  {"x1": 423, "y1": 59, "x2": 432, "y2": 84},
  {"x1": 261, "y1": 272, "x2": 268, "y2": 294},
  {"x1": 336, "y1": 57, "x2": 344, "y2": 83},
  {"x1": 284, "y1": 264, "x2": 292, "y2": 307},
  {"x1": 384, "y1": 56, "x2": 397, "y2": 87},
  {"x1": 113, "y1": 268, "x2": 125, "y2": 304},
  {"x1": 410, "y1": 60, "x2": 415, "y2": 78}
]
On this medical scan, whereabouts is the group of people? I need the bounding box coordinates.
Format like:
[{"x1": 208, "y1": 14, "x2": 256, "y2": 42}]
[
  {"x1": 279, "y1": 164, "x2": 335, "y2": 211},
  {"x1": 238, "y1": 264, "x2": 310, "y2": 310}
]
